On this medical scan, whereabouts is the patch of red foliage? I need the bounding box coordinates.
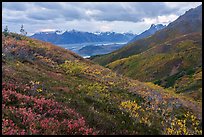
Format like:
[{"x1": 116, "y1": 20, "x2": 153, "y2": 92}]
[{"x1": 2, "y1": 82, "x2": 97, "y2": 135}]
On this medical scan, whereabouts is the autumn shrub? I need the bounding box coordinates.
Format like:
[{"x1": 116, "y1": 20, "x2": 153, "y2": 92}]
[
  {"x1": 2, "y1": 82, "x2": 97, "y2": 135},
  {"x1": 59, "y1": 60, "x2": 86, "y2": 76},
  {"x1": 119, "y1": 99, "x2": 202, "y2": 135}
]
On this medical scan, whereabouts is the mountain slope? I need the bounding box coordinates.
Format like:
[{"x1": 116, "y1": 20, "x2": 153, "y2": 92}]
[
  {"x1": 91, "y1": 5, "x2": 202, "y2": 66},
  {"x1": 2, "y1": 33, "x2": 202, "y2": 135},
  {"x1": 128, "y1": 24, "x2": 166, "y2": 44},
  {"x1": 107, "y1": 32, "x2": 202, "y2": 101}
]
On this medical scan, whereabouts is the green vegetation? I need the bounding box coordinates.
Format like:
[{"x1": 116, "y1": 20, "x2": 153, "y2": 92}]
[
  {"x1": 2, "y1": 33, "x2": 202, "y2": 135},
  {"x1": 105, "y1": 33, "x2": 202, "y2": 101}
]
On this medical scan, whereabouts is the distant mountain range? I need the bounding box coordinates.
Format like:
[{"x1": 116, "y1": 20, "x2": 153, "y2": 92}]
[
  {"x1": 128, "y1": 24, "x2": 166, "y2": 43},
  {"x1": 75, "y1": 24, "x2": 166, "y2": 57},
  {"x1": 30, "y1": 25, "x2": 166, "y2": 57},
  {"x1": 30, "y1": 24, "x2": 166, "y2": 45},
  {"x1": 30, "y1": 30, "x2": 136, "y2": 44}
]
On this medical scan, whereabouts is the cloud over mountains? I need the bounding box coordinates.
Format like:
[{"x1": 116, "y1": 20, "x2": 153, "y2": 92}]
[{"x1": 2, "y1": 2, "x2": 201, "y2": 35}]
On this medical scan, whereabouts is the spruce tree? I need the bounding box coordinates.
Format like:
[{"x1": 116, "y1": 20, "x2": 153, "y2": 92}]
[
  {"x1": 20, "y1": 25, "x2": 27, "y2": 36},
  {"x1": 3, "y1": 26, "x2": 9, "y2": 36}
]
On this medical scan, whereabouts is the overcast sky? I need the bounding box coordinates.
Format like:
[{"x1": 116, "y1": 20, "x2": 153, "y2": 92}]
[{"x1": 2, "y1": 2, "x2": 202, "y2": 36}]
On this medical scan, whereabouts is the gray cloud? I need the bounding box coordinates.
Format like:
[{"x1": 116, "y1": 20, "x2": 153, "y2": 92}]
[
  {"x1": 33, "y1": 2, "x2": 62, "y2": 9},
  {"x1": 60, "y1": 6, "x2": 90, "y2": 21},
  {"x1": 3, "y1": 2, "x2": 29, "y2": 11},
  {"x1": 88, "y1": 2, "x2": 180, "y2": 22},
  {"x1": 2, "y1": 2, "x2": 202, "y2": 34},
  {"x1": 3, "y1": 2, "x2": 183, "y2": 22},
  {"x1": 26, "y1": 9, "x2": 61, "y2": 21}
]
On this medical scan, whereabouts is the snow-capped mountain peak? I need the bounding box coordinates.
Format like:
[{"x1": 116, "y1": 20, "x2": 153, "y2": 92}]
[
  {"x1": 129, "y1": 24, "x2": 166, "y2": 43},
  {"x1": 55, "y1": 30, "x2": 65, "y2": 35}
]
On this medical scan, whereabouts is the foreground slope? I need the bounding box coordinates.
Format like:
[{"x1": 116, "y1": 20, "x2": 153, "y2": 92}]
[
  {"x1": 2, "y1": 33, "x2": 202, "y2": 135},
  {"x1": 91, "y1": 5, "x2": 202, "y2": 66}
]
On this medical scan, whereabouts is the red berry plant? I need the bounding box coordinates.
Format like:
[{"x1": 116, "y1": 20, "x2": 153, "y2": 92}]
[{"x1": 2, "y1": 82, "x2": 97, "y2": 135}]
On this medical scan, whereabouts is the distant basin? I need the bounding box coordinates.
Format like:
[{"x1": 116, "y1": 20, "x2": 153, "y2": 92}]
[{"x1": 56, "y1": 41, "x2": 127, "y2": 58}]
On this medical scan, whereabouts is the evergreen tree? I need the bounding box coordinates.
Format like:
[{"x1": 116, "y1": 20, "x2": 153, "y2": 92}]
[
  {"x1": 20, "y1": 25, "x2": 27, "y2": 36},
  {"x1": 3, "y1": 26, "x2": 9, "y2": 36}
]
